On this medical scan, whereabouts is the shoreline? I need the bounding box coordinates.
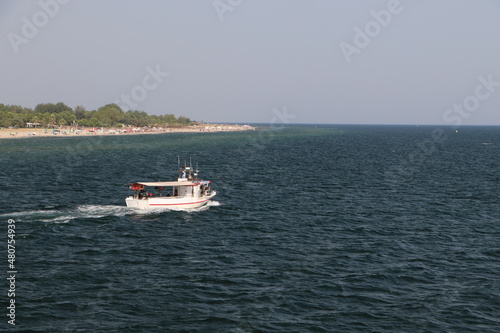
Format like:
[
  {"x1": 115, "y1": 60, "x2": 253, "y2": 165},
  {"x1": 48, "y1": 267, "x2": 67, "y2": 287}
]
[{"x1": 0, "y1": 124, "x2": 255, "y2": 140}]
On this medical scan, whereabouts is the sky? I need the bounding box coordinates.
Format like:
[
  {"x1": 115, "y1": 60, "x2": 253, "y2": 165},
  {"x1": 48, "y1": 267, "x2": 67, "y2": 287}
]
[{"x1": 1, "y1": 0, "x2": 499, "y2": 125}]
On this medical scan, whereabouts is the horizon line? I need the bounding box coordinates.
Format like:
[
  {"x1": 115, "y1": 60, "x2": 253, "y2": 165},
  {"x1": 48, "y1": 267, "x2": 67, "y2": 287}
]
[{"x1": 206, "y1": 122, "x2": 500, "y2": 127}]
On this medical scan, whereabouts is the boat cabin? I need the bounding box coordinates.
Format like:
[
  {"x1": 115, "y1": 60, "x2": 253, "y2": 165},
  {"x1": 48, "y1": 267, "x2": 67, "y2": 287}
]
[
  {"x1": 129, "y1": 180, "x2": 211, "y2": 199},
  {"x1": 125, "y1": 162, "x2": 216, "y2": 210}
]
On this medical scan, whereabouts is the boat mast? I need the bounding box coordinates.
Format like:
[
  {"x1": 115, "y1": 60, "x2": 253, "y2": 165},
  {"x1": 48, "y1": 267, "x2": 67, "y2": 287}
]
[{"x1": 194, "y1": 161, "x2": 199, "y2": 180}]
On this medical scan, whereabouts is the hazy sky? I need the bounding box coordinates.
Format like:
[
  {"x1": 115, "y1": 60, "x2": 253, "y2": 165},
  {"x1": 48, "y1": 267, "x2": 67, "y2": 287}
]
[{"x1": 1, "y1": 0, "x2": 499, "y2": 125}]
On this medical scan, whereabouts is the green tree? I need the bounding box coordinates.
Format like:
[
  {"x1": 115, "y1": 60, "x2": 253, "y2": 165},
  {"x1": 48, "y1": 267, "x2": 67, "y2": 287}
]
[
  {"x1": 177, "y1": 116, "x2": 191, "y2": 125},
  {"x1": 47, "y1": 114, "x2": 58, "y2": 128},
  {"x1": 6, "y1": 105, "x2": 32, "y2": 114},
  {"x1": 94, "y1": 104, "x2": 124, "y2": 126},
  {"x1": 2, "y1": 112, "x2": 25, "y2": 127},
  {"x1": 162, "y1": 114, "x2": 177, "y2": 124},
  {"x1": 0, "y1": 112, "x2": 9, "y2": 127},
  {"x1": 59, "y1": 110, "x2": 76, "y2": 126},
  {"x1": 89, "y1": 118, "x2": 101, "y2": 127},
  {"x1": 34, "y1": 102, "x2": 72, "y2": 114},
  {"x1": 74, "y1": 105, "x2": 86, "y2": 120},
  {"x1": 0, "y1": 102, "x2": 195, "y2": 128}
]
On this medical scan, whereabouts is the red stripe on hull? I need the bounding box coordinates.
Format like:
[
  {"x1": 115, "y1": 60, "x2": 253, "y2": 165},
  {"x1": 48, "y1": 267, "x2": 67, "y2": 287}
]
[{"x1": 149, "y1": 199, "x2": 210, "y2": 206}]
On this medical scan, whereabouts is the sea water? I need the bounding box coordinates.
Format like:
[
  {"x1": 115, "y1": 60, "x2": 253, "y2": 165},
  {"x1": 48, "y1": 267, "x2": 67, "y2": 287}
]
[{"x1": 1, "y1": 125, "x2": 499, "y2": 332}]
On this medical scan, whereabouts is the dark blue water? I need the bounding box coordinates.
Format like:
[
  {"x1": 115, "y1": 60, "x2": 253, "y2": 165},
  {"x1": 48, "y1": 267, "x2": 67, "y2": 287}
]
[{"x1": 1, "y1": 125, "x2": 500, "y2": 332}]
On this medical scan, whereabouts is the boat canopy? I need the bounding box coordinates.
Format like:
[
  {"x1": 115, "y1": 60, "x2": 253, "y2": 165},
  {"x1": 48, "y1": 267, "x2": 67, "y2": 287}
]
[{"x1": 133, "y1": 181, "x2": 211, "y2": 187}]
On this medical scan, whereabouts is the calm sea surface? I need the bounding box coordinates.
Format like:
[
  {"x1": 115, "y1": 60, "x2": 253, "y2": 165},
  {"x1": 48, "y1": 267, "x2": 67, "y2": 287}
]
[{"x1": 1, "y1": 125, "x2": 499, "y2": 332}]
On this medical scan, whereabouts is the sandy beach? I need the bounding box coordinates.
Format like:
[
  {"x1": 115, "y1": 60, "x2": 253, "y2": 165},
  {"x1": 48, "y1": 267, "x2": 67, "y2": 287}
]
[{"x1": 0, "y1": 124, "x2": 255, "y2": 139}]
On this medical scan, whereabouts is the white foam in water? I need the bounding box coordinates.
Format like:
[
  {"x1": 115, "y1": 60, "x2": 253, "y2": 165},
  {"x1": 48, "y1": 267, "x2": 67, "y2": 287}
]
[
  {"x1": 175, "y1": 200, "x2": 220, "y2": 212},
  {"x1": 1, "y1": 210, "x2": 72, "y2": 224},
  {"x1": 76, "y1": 205, "x2": 132, "y2": 218},
  {"x1": 2, "y1": 202, "x2": 219, "y2": 222},
  {"x1": 196, "y1": 200, "x2": 220, "y2": 210},
  {"x1": 42, "y1": 215, "x2": 76, "y2": 224},
  {"x1": 132, "y1": 200, "x2": 221, "y2": 215},
  {"x1": 0, "y1": 210, "x2": 59, "y2": 218},
  {"x1": 2, "y1": 205, "x2": 134, "y2": 223},
  {"x1": 131, "y1": 207, "x2": 169, "y2": 215}
]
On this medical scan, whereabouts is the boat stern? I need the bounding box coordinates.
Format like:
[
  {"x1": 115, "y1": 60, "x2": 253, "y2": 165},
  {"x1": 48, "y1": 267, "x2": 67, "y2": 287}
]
[{"x1": 125, "y1": 196, "x2": 150, "y2": 209}]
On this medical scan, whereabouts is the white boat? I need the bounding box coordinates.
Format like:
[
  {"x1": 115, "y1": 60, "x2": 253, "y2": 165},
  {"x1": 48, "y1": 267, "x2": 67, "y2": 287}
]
[{"x1": 125, "y1": 163, "x2": 216, "y2": 210}]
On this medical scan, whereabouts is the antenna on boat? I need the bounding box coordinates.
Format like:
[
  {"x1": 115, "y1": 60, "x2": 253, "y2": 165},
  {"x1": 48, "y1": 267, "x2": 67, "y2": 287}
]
[{"x1": 194, "y1": 161, "x2": 199, "y2": 180}]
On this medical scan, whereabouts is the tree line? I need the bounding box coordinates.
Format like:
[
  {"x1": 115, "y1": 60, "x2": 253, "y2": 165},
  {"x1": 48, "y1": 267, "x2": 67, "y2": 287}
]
[{"x1": 0, "y1": 102, "x2": 192, "y2": 128}]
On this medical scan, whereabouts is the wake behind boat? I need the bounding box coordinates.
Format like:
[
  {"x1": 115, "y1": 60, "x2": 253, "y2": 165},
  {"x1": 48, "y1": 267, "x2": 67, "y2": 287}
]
[{"x1": 125, "y1": 162, "x2": 216, "y2": 210}]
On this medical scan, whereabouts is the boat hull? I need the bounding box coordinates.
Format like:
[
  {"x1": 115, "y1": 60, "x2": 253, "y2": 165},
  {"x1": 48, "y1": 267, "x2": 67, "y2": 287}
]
[{"x1": 125, "y1": 192, "x2": 216, "y2": 210}]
